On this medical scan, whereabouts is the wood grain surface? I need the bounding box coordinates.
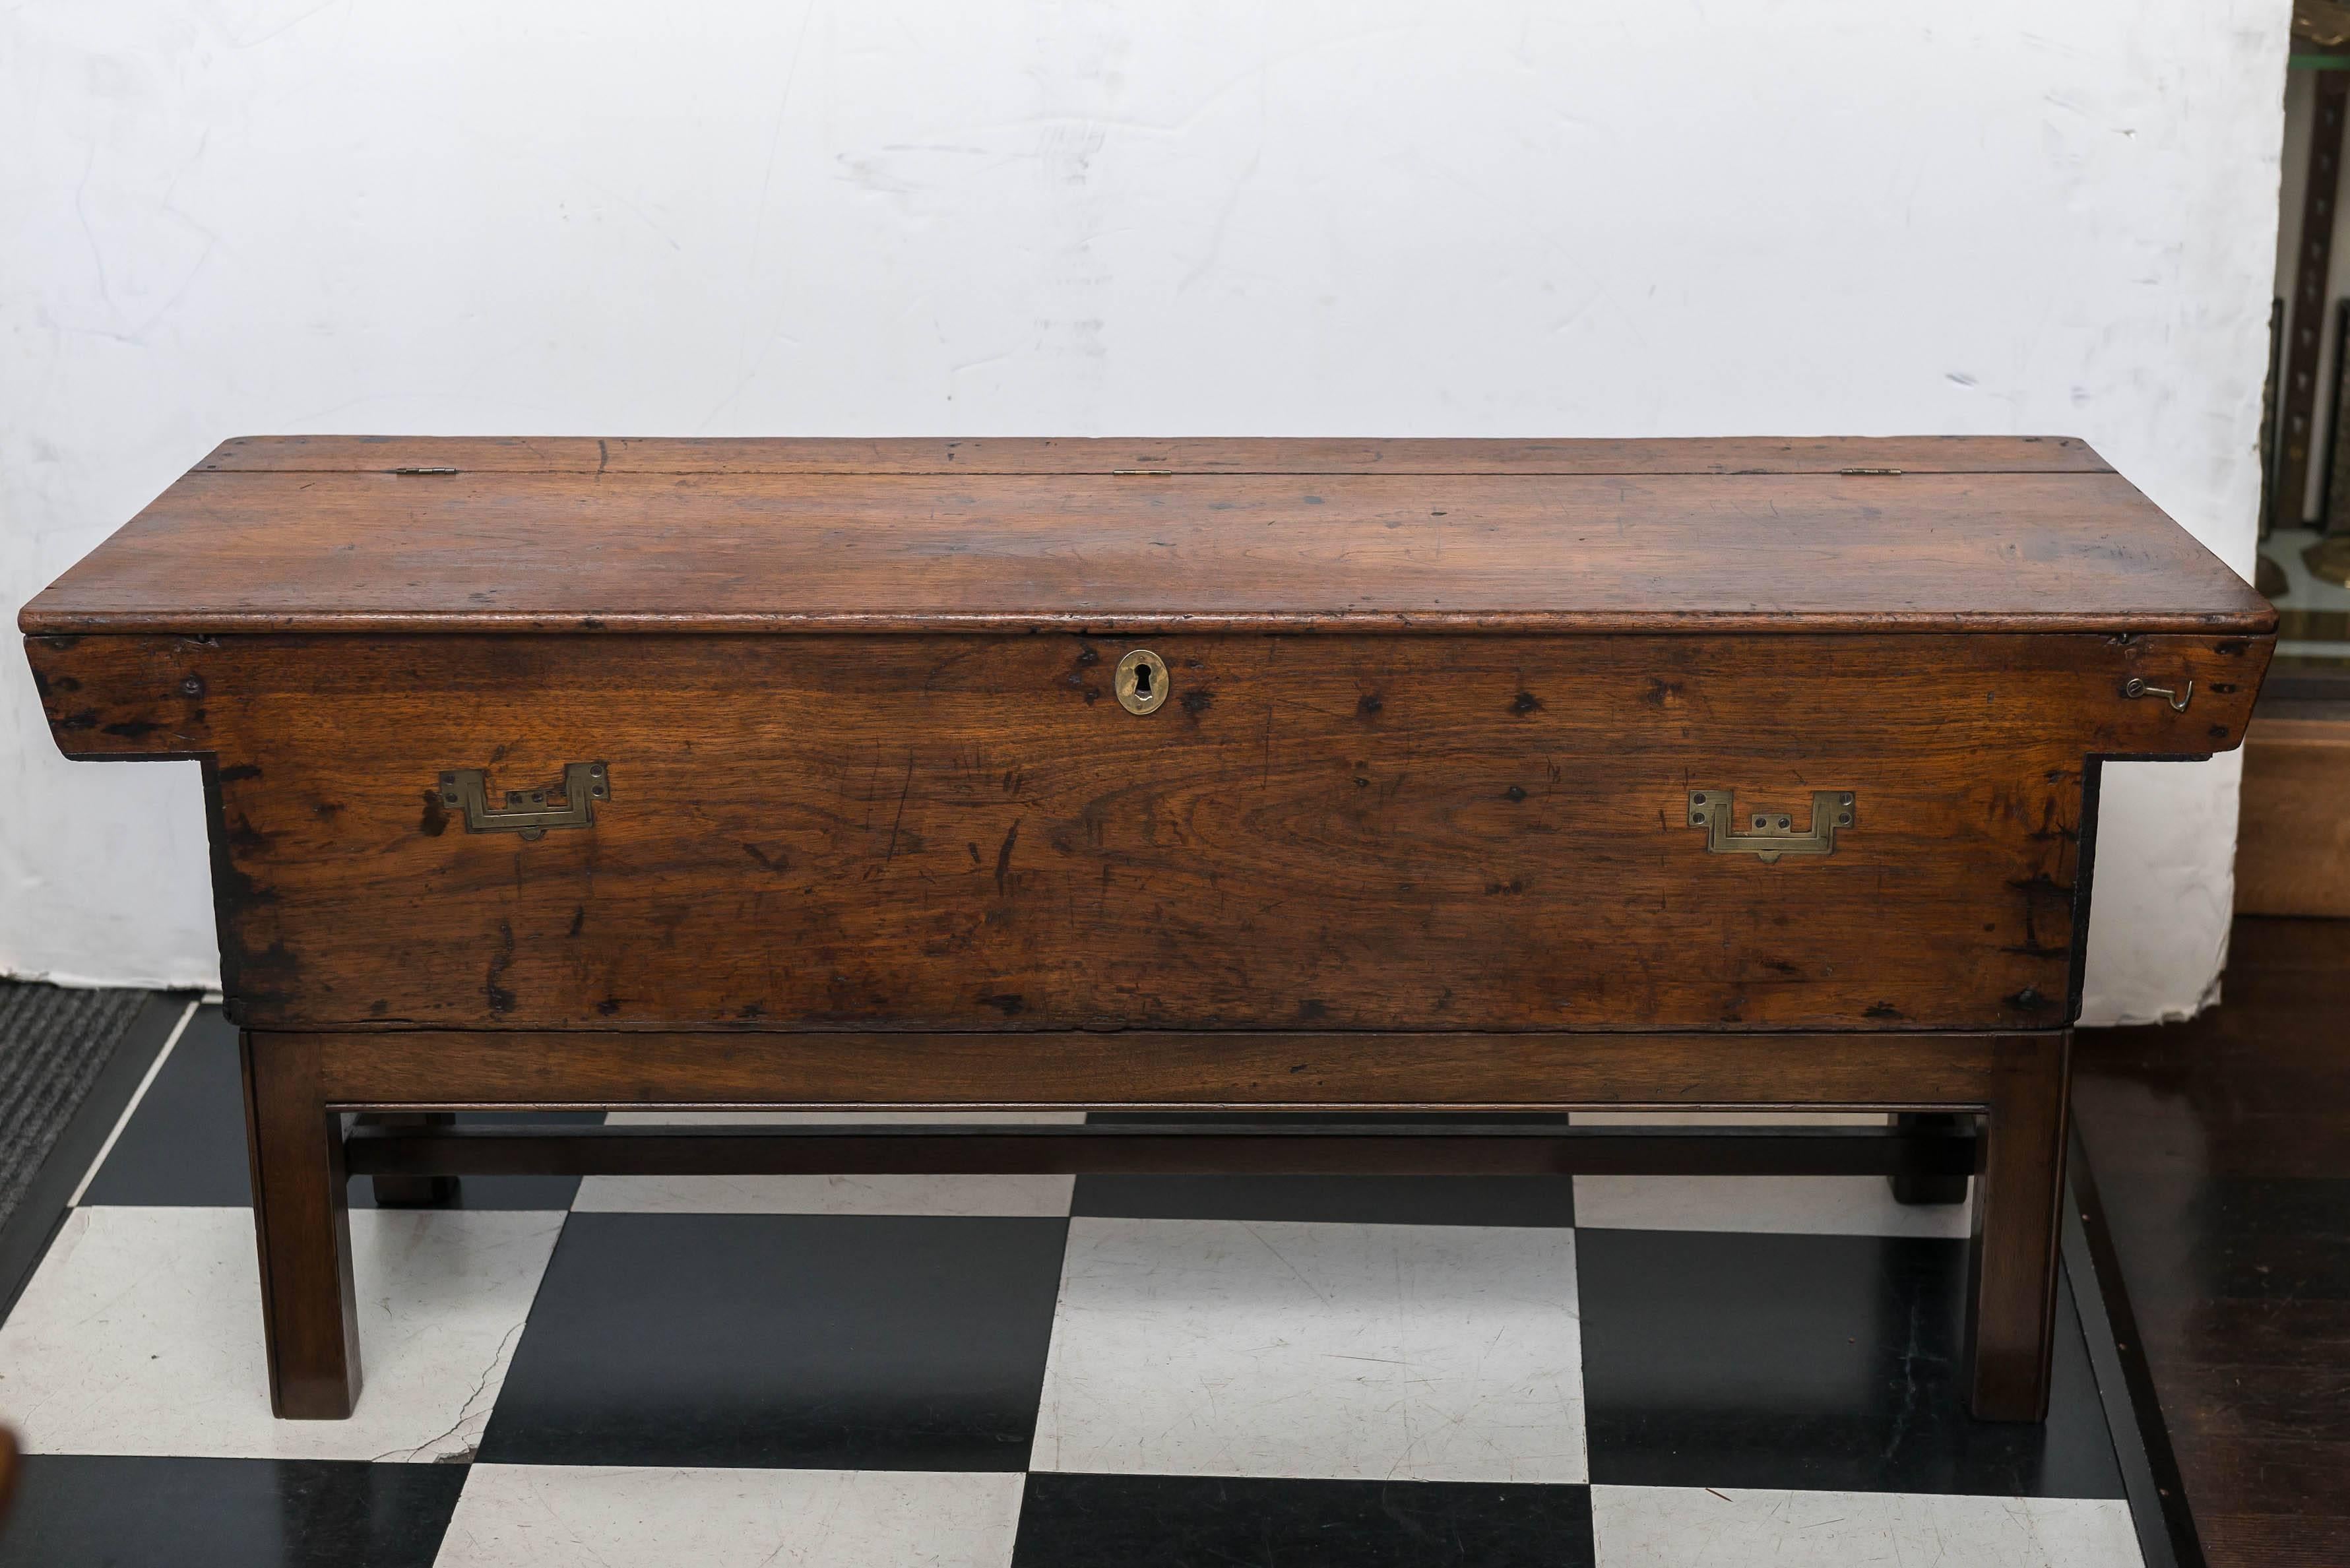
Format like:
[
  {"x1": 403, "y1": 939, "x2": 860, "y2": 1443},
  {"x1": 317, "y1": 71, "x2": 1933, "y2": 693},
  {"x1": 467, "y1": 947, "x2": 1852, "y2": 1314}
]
[
  {"x1": 292, "y1": 1026, "x2": 2047, "y2": 1113},
  {"x1": 190, "y1": 433, "x2": 2114, "y2": 476},
  {"x1": 20, "y1": 439, "x2": 2270, "y2": 637},
  {"x1": 30, "y1": 629, "x2": 2266, "y2": 1033}
]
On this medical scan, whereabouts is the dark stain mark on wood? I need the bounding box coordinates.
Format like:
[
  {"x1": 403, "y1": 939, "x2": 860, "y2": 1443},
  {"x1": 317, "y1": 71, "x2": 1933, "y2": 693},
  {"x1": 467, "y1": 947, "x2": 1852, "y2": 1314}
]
[
  {"x1": 1641, "y1": 678, "x2": 1682, "y2": 707},
  {"x1": 1484, "y1": 879, "x2": 1525, "y2": 895},
  {"x1": 737, "y1": 1002, "x2": 764, "y2": 1020},
  {"x1": 2005, "y1": 986, "x2": 2054, "y2": 1012},
  {"x1": 567, "y1": 904, "x2": 585, "y2": 939},
  {"x1": 879, "y1": 753, "x2": 915, "y2": 870},
  {"x1": 1357, "y1": 693, "x2": 1383, "y2": 719},
  {"x1": 1504, "y1": 785, "x2": 1527, "y2": 802},
  {"x1": 102, "y1": 719, "x2": 164, "y2": 739},
  {"x1": 742, "y1": 842, "x2": 791, "y2": 874},
  {"x1": 1181, "y1": 687, "x2": 1214, "y2": 716},
  {"x1": 485, "y1": 921, "x2": 517, "y2": 1016},
  {"x1": 978, "y1": 991, "x2": 1025, "y2": 1016},
  {"x1": 596, "y1": 997, "x2": 621, "y2": 1016},
  {"x1": 1865, "y1": 1001, "x2": 1906, "y2": 1019},
  {"x1": 214, "y1": 862, "x2": 279, "y2": 912},
  {"x1": 227, "y1": 939, "x2": 300, "y2": 1017},
  {"x1": 995, "y1": 818, "x2": 1021, "y2": 894},
  {"x1": 420, "y1": 788, "x2": 449, "y2": 837},
  {"x1": 218, "y1": 763, "x2": 262, "y2": 783},
  {"x1": 1511, "y1": 691, "x2": 1544, "y2": 716},
  {"x1": 1298, "y1": 999, "x2": 1329, "y2": 1021},
  {"x1": 2004, "y1": 871, "x2": 2074, "y2": 962}
]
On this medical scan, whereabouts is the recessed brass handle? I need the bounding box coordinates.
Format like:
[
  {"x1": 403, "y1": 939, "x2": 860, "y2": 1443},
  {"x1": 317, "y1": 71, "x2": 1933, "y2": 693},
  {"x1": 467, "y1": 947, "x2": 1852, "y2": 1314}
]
[
  {"x1": 1688, "y1": 790, "x2": 1855, "y2": 863},
  {"x1": 2121, "y1": 676, "x2": 2192, "y2": 712},
  {"x1": 439, "y1": 762, "x2": 608, "y2": 840},
  {"x1": 1114, "y1": 650, "x2": 1169, "y2": 715}
]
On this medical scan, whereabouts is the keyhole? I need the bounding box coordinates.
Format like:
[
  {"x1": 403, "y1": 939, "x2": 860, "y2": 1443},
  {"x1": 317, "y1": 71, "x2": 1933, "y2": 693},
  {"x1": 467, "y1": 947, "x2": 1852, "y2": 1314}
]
[{"x1": 1114, "y1": 648, "x2": 1170, "y2": 715}]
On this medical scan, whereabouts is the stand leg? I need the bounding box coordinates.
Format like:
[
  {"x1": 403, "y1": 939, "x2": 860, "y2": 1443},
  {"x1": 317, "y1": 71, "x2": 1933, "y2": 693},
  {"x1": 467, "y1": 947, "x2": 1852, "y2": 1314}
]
[
  {"x1": 241, "y1": 1032, "x2": 362, "y2": 1418},
  {"x1": 1889, "y1": 1112, "x2": 1972, "y2": 1204},
  {"x1": 1965, "y1": 1033, "x2": 2069, "y2": 1422},
  {"x1": 362, "y1": 1112, "x2": 461, "y2": 1207}
]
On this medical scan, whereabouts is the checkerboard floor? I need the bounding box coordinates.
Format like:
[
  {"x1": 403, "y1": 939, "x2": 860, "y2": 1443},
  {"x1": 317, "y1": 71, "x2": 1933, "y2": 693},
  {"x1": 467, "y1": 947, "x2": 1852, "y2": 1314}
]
[{"x1": 0, "y1": 1007, "x2": 2143, "y2": 1566}]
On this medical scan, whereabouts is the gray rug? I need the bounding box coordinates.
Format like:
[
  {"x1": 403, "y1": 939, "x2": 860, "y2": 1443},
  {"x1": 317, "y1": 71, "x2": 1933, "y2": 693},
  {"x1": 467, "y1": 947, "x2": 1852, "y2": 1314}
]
[{"x1": 0, "y1": 981, "x2": 152, "y2": 1236}]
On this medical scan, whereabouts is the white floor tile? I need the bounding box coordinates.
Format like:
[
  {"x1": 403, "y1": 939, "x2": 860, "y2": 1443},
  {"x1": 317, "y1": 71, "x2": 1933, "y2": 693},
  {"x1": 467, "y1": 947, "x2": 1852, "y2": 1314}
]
[
  {"x1": 1590, "y1": 1485, "x2": 2142, "y2": 1568},
  {"x1": 0, "y1": 1205, "x2": 561, "y2": 1461},
  {"x1": 434, "y1": 1464, "x2": 1024, "y2": 1568},
  {"x1": 1032, "y1": 1216, "x2": 1585, "y2": 1484},
  {"x1": 1573, "y1": 1174, "x2": 1973, "y2": 1238},
  {"x1": 576, "y1": 1111, "x2": 1080, "y2": 1216}
]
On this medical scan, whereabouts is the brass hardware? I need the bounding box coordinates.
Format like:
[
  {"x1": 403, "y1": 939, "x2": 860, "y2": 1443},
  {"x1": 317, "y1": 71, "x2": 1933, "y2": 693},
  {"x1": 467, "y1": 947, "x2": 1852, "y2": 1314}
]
[
  {"x1": 1114, "y1": 650, "x2": 1170, "y2": 715},
  {"x1": 1688, "y1": 789, "x2": 1855, "y2": 863},
  {"x1": 2121, "y1": 676, "x2": 2192, "y2": 712},
  {"x1": 439, "y1": 763, "x2": 608, "y2": 840}
]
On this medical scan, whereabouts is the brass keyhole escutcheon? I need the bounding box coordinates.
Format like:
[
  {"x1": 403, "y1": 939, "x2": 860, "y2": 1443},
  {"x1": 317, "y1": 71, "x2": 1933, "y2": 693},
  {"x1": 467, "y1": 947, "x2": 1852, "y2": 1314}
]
[{"x1": 1114, "y1": 649, "x2": 1169, "y2": 715}]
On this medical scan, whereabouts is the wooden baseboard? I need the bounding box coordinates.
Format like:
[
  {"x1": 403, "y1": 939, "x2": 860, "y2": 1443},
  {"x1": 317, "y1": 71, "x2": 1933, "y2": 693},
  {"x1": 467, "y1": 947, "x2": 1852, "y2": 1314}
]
[{"x1": 2237, "y1": 714, "x2": 2350, "y2": 917}]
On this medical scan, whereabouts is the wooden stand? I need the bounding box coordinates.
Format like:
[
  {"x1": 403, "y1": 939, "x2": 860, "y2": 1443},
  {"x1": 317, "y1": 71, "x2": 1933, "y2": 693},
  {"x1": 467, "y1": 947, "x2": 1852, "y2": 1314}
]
[{"x1": 242, "y1": 1026, "x2": 2068, "y2": 1423}]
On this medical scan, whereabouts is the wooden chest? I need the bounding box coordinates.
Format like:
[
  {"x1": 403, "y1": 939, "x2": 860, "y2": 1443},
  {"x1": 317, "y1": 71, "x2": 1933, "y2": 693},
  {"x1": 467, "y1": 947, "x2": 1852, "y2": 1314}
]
[{"x1": 22, "y1": 435, "x2": 2273, "y2": 1426}]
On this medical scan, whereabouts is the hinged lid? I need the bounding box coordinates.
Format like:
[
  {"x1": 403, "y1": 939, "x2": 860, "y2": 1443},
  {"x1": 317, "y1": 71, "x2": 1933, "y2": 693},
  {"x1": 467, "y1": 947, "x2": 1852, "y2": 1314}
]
[{"x1": 18, "y1": 435, "x2": 2274, "y2": 637}]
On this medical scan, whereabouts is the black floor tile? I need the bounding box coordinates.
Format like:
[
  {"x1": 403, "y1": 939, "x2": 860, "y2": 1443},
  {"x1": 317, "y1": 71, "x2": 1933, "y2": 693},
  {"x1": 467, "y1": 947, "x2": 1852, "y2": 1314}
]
[
  {"x1": 1011, "y1": 1473, "x2": 1596, "y2": 1567},
  {"x1": 1577, "y1": 1227, "x2": 2124, "y2": 1498},
  {"x1": 77, "y1": 1006, "x2": 251, "y2": 1207},
  {"x1": 478, "y1": 1211, "x2": 1067, "y2": 1470},
  {"x1": 1074, "y1": 1174, "x2": 1575, "y2": 1226},
  {"x1": 79, "y1": 1005, "x2": 594, "y2": 1210},
  {"x1": 1076, "y1": 1112, "x2": 1577, "y2": 1225},
  {"x1": 0, "y1": 1455, "x2": 463, "y2": 1568}
]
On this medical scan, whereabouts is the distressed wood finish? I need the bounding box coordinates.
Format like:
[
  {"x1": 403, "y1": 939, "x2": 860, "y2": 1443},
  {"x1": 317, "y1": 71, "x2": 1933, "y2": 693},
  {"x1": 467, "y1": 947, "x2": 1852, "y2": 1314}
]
[
  {"x1": 28, "y1": 629, "x2": 2263, "y2": 1032},
  {"x1": 22, "y1": 441, "x2": 2270, "y2": 638},
  {"x1": 20, "y1": 437, "x2": 2276, "y2": 1427}
]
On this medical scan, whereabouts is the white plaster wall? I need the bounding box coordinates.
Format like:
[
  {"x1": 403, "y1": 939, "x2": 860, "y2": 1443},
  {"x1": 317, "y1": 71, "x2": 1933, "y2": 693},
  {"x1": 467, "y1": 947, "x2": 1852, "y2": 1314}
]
[{"x1": 1, "y1": 1, "x2": 2289, "y2": 1020}]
